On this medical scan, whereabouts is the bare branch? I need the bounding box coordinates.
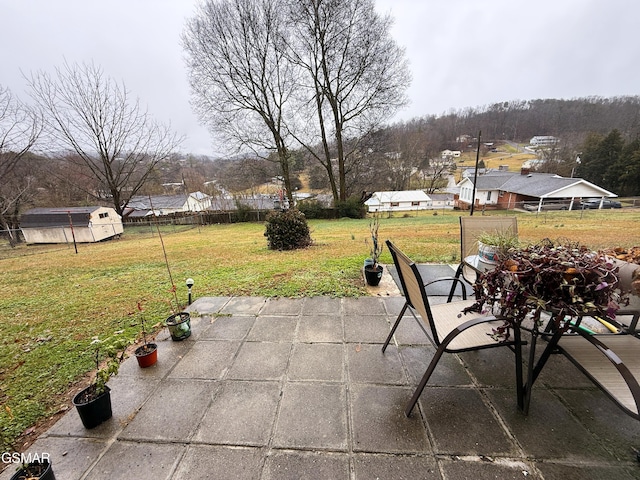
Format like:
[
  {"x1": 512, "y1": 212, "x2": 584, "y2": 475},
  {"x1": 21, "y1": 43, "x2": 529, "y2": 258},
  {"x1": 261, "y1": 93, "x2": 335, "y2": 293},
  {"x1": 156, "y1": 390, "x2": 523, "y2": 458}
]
[{"x1": 26, "y1": 61, "x2": 184, "y2": 215}]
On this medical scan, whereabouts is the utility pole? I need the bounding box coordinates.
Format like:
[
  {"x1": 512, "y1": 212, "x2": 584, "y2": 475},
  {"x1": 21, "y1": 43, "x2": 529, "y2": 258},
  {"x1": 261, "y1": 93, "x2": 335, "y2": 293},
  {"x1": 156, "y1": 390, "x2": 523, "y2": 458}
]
[{"x1": 470, "y1": 131, "x2": 481, "y2": 216}]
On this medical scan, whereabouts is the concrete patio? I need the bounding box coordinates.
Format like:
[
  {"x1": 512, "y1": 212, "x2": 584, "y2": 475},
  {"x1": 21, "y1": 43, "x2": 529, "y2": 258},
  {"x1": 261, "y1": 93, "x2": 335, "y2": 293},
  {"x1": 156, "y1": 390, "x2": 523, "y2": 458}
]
[{"x1": 2, "y1": 294, "x2": 640, "y2": 479}]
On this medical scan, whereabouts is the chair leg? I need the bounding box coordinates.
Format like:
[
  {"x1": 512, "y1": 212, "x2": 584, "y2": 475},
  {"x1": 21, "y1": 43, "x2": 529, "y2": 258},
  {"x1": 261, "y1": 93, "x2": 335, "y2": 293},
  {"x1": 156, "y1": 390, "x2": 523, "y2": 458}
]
[
  {"x1": 405, "y1": 346, "x2": 446, "y2": 417},
  {"x1": 382, "y1": 303, "x2": 408, "y2": 353},
  {"x1": 447, "y1": 264, "x2": 464, "y2": 302},
  {"x1": 514, "y1": 327, "x2": 524, "y2": 411}
]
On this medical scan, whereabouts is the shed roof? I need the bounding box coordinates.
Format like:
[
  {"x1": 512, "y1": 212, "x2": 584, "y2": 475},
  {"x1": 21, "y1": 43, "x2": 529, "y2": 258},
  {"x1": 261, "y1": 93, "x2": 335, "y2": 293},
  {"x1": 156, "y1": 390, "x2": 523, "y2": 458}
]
[{"x1": 20, "y1": 206, "x2": 104, "y2": 228}]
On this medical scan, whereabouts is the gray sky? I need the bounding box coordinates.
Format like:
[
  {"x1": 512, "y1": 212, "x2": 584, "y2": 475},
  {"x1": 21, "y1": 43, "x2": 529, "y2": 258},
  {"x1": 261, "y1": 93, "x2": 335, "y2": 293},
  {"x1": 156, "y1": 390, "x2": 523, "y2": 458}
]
[{"x1": 2, "y1": 0, "x2": 638, "y2": 155}]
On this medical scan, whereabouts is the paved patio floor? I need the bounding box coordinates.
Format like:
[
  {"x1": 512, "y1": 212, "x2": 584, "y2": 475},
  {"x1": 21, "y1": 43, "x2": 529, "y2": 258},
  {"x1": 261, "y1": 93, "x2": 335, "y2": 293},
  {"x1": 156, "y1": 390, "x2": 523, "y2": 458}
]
[{"x1": 2, "y1": 294, "x2": 640, "y2": 479}]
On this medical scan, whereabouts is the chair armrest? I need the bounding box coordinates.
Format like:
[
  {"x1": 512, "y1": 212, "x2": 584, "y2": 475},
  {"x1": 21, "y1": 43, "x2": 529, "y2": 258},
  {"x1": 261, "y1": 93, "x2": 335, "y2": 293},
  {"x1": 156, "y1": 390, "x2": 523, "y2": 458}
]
[{"x1": 424, "y1": 276, "x2": 468, "y2": 300}]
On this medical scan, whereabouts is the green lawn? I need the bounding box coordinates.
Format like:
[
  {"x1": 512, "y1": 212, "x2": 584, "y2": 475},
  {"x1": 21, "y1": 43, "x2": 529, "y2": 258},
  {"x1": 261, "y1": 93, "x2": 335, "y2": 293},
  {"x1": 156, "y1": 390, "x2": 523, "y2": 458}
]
[{"x1": 1, "y1": 209, "x2": 639, "y2": 451}]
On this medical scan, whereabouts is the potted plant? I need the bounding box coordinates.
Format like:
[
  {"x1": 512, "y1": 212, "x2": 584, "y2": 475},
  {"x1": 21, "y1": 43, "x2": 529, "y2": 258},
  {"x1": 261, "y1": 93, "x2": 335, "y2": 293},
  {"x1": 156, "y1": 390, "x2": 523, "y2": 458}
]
[
  {"x1": 72, "y1": 330, "x2": 130, "y2": 429},
  {"x1": 148, "y1": 199, "x2": 192, "y2": 341},
  {"x1": 476, "y1": 228, "x2": 520, "y2": 265},
  {"x1": 463, "y1": 239, "x2": 625, "y2": 340},
  {"x1": 10, "y1": 460, "x2": 55, "y2": 480},
  {"x1": 364, "y1": 214, "x2": 384, "y2": 286},
  {"x1": 133, "y1": 301, "x2": 158, "y2": 368},
  {"x1": 166, "y1": 311, "x2": 192, "y2": 341}
]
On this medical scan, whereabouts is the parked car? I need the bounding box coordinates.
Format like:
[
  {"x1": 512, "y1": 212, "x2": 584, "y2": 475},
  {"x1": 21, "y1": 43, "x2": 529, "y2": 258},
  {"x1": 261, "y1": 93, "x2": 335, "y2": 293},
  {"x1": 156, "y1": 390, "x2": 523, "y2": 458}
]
[
  {"x1": 523, "y1": 202, "x2": 570, "y2": 211},
  {"x1": 580, "y1": 199, "x2": 622, "y2": 209}
]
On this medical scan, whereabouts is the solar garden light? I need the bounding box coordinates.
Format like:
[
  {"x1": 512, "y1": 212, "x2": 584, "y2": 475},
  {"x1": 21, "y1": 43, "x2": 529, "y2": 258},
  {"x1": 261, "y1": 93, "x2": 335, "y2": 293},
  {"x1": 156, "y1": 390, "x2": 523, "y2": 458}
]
[{"x1": 186, "y1": 278, "x2": 194, "y2": 305}]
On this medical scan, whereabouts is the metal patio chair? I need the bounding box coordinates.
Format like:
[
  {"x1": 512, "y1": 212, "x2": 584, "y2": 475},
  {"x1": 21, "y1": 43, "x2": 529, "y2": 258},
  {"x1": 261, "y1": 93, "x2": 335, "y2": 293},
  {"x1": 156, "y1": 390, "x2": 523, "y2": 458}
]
[
  {"x1": 383, "y1": 240, "x2": 523, "y2": 417},
  {"x1": 455, "y1": 215, "x2": 518, "y2": 285},
  {"x1": 555, "y1": 328, "x2": 640, "y2": 420}
]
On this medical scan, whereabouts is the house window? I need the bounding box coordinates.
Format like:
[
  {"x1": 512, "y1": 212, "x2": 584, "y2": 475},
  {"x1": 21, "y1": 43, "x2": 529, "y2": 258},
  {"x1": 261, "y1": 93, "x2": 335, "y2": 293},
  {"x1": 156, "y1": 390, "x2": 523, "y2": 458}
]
[
  {"x1": 498, "y1": 190, "x2": 504, "y2": 197},
  {"x1": 391, "y1": 202, "x2": 399, "y2": 207},
  {"x1": 99, "y1": 212, "x2": 109, "y2": 219},
  {"x1": 486, "y1": 191, "x2": 492, "y2": 201},
  {"x1": 411, "y1": 201, "x2": 420, "y2": 206}
]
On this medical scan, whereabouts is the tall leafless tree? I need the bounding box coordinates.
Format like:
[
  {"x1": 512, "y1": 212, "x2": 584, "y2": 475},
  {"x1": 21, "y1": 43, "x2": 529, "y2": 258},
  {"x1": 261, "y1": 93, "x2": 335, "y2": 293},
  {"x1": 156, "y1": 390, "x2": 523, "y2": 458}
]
[
  {"x1": 183, "y1": 0, "x2": 298, "y2": 204},
  {"x1": 26, "y1": 61, "x2": 183, "y2": 216},
  {"x1": 0, "y1": 85, "x2": 41, "y2": 242},
  {"x1": 287, "y1": 0, "x2": 411, "y2": 202}
]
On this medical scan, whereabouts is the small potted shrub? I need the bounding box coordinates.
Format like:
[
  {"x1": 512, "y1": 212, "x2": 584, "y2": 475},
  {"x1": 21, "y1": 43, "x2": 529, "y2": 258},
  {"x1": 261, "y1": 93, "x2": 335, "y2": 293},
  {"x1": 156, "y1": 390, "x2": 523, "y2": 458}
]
[
  {"x1": 72, "y1": 330, "x2": 130, "y2": 429},
  {"x1": 10, "y1": 460, "x2": 55, "y2": 480},
  {"x1": 133, "y1": 301, "x2": 158, "y2": 367},
  {"x1": 476, "y1": 228, "x2": 520, "y2": 264},
  {"x1": 364, "y1": 214, "x2": 384, "y2": 286}
]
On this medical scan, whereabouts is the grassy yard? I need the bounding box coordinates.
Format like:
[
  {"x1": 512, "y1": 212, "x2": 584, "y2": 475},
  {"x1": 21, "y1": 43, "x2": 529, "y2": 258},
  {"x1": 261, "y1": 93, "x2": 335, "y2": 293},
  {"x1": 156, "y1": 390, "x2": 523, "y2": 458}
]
[{"x1": 1, "y1": 208, "x2": 639, "y2": 451}]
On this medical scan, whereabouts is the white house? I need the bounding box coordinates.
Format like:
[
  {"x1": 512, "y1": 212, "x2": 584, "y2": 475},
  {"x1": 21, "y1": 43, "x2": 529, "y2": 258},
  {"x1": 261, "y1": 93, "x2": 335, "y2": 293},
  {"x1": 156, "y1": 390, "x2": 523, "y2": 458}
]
[
  {"x1": 428, "y1": 193, "x2": 455, "y2": 209},
  {"x1": 365, "y1": 190, "x2": 432, "y2": 212},
  {"x1": 441, "y1": 149, "x2": 461, "y2": 158},
  {"x1": 530, "y1": 136, "x2": 558, "y2": 146},
  {"x1": 20, "y1": 206, "x2": 123, "y2": 244},
  {"x1": 126, "y1": 191, "x2": 212, "y2": 217}
]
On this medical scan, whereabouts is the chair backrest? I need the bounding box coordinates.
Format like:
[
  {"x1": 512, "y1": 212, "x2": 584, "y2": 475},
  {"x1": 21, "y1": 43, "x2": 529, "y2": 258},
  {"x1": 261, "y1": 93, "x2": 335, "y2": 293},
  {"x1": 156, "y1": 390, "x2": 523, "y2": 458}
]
[
  {"x1": 459, "y1": 216, "x2": 518, "y2": 259},
  {"x1": 386, "y1": 240, "x2": 438, "y2": 339}
]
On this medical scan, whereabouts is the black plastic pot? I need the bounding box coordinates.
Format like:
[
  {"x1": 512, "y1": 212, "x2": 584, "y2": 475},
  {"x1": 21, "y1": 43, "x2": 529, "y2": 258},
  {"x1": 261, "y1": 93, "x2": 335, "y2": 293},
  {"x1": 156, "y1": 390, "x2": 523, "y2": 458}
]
[
  {"x1": 364, "y1": 264, "x2": 384, "y2": 286},
  {"x1": 10, "y1": 459, "x2": 55, "y2": 480},
  {"x1": 72, "y1": 385, "x2": 112, "y2": 429},
  {"x1": 166, "y1": 312, "x2": 191, "y2": 341}
]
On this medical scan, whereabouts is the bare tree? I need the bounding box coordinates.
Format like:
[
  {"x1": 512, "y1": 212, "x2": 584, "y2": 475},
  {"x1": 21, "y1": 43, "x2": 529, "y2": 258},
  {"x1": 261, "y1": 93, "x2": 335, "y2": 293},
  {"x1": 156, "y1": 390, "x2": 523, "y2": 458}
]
[
  {"x1": 287, "y1": 0, "x2": 411, "y2": 202},
  {"x1": 183, "y1": 0, "x2": 298, "y2": 204},
  {"x1": 26, "y1": 61, "x2": 183, "y2": 216},
  {"x1": 0, "y1": 85, "x2": 41, "y2": 242}
]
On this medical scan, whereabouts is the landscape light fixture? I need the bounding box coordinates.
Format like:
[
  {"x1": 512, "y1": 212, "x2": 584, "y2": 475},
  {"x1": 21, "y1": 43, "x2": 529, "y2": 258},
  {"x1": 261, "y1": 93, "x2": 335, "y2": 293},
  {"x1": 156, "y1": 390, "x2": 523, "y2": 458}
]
[{"x1": 186, "y1": 278, "x2": 194, "y2": 305}]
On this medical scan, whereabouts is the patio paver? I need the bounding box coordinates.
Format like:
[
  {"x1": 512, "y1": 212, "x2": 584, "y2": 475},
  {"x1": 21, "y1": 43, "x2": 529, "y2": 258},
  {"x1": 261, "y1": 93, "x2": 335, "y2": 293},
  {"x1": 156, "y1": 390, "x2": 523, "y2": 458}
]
[{"x1": 2, "y1": 294, "x2": 640, "y2": 480}]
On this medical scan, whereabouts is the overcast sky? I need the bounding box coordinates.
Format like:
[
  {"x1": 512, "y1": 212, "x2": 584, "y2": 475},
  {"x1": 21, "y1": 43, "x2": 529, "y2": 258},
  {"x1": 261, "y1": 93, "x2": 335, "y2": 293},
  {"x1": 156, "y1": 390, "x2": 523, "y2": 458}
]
[{"x1": 2, "y1": 0, "x2": 638, "y2": 155}]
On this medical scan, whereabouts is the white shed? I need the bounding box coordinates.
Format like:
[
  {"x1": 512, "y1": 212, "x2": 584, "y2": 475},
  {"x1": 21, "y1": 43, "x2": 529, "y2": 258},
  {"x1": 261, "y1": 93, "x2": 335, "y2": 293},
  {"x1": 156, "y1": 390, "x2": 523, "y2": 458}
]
[
  {"x1": 365, "y1": 191, "x2": 432, "y2": 212},
  {"x1": 20, "y1": 206, "x2": 123, "y2": 244}
]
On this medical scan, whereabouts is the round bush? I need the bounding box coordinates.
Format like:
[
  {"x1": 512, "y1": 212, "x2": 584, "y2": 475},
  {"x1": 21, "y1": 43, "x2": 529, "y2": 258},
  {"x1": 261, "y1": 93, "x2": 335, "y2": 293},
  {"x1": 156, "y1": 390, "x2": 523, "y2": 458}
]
[{"x1": 264, "y1": 209, "x2": 312, "y2": 250}]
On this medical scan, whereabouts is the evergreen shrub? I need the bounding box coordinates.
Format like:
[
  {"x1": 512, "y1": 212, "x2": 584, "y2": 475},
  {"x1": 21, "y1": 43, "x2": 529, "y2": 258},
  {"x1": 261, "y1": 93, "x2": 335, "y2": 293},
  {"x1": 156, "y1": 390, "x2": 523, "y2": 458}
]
[
  {"x1": 264, "y1": 208, "x2": 312, "y2": 250},
  {"x1": 335, "y1": 196, "x2": 366, "y2": 219}
]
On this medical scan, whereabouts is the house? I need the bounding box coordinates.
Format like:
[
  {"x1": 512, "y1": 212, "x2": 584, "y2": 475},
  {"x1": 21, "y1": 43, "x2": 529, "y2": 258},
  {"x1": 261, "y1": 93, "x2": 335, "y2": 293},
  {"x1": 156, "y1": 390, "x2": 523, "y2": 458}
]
[
  {"x1": 530, "y1": 136, "x2": 558, "y2": 146},
  {"x1": 364, "y1": 190, "x2": 432, "y2": 212},
  {"x1": 428, "y1": 193, "x2": 455, "y2": 209},
  {"x1": 441, "y1": 149, "x2": 461, "y2": 158},
  {"x1": 456, "y1": 170, "x2": 616, "y2": 211},
  {"x1": 20, "y1": 206, "x2": 123, "y2": 244},
  {"x1": 125, "y1": 191, "x2": 212, "y2": 217}
]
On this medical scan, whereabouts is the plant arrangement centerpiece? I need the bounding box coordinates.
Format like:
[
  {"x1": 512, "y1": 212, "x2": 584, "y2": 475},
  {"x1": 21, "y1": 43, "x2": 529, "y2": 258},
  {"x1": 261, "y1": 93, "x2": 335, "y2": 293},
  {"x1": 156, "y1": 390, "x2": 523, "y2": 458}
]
[
  {"x1": 463, "y1": 239, "x2": 625, "y2": 340},
  {"x1": 476, "y1": 228, "x2": 520, "y2": 265},
  {"x1": 364, "y1": 214, "x2": 384, "y2": 286},
  {"x1": 133, "y1": 301, "x2": 158, "y2": 368},
  {"x1": 72, "y1": 330, "x2": 131, "y2": 429}
]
